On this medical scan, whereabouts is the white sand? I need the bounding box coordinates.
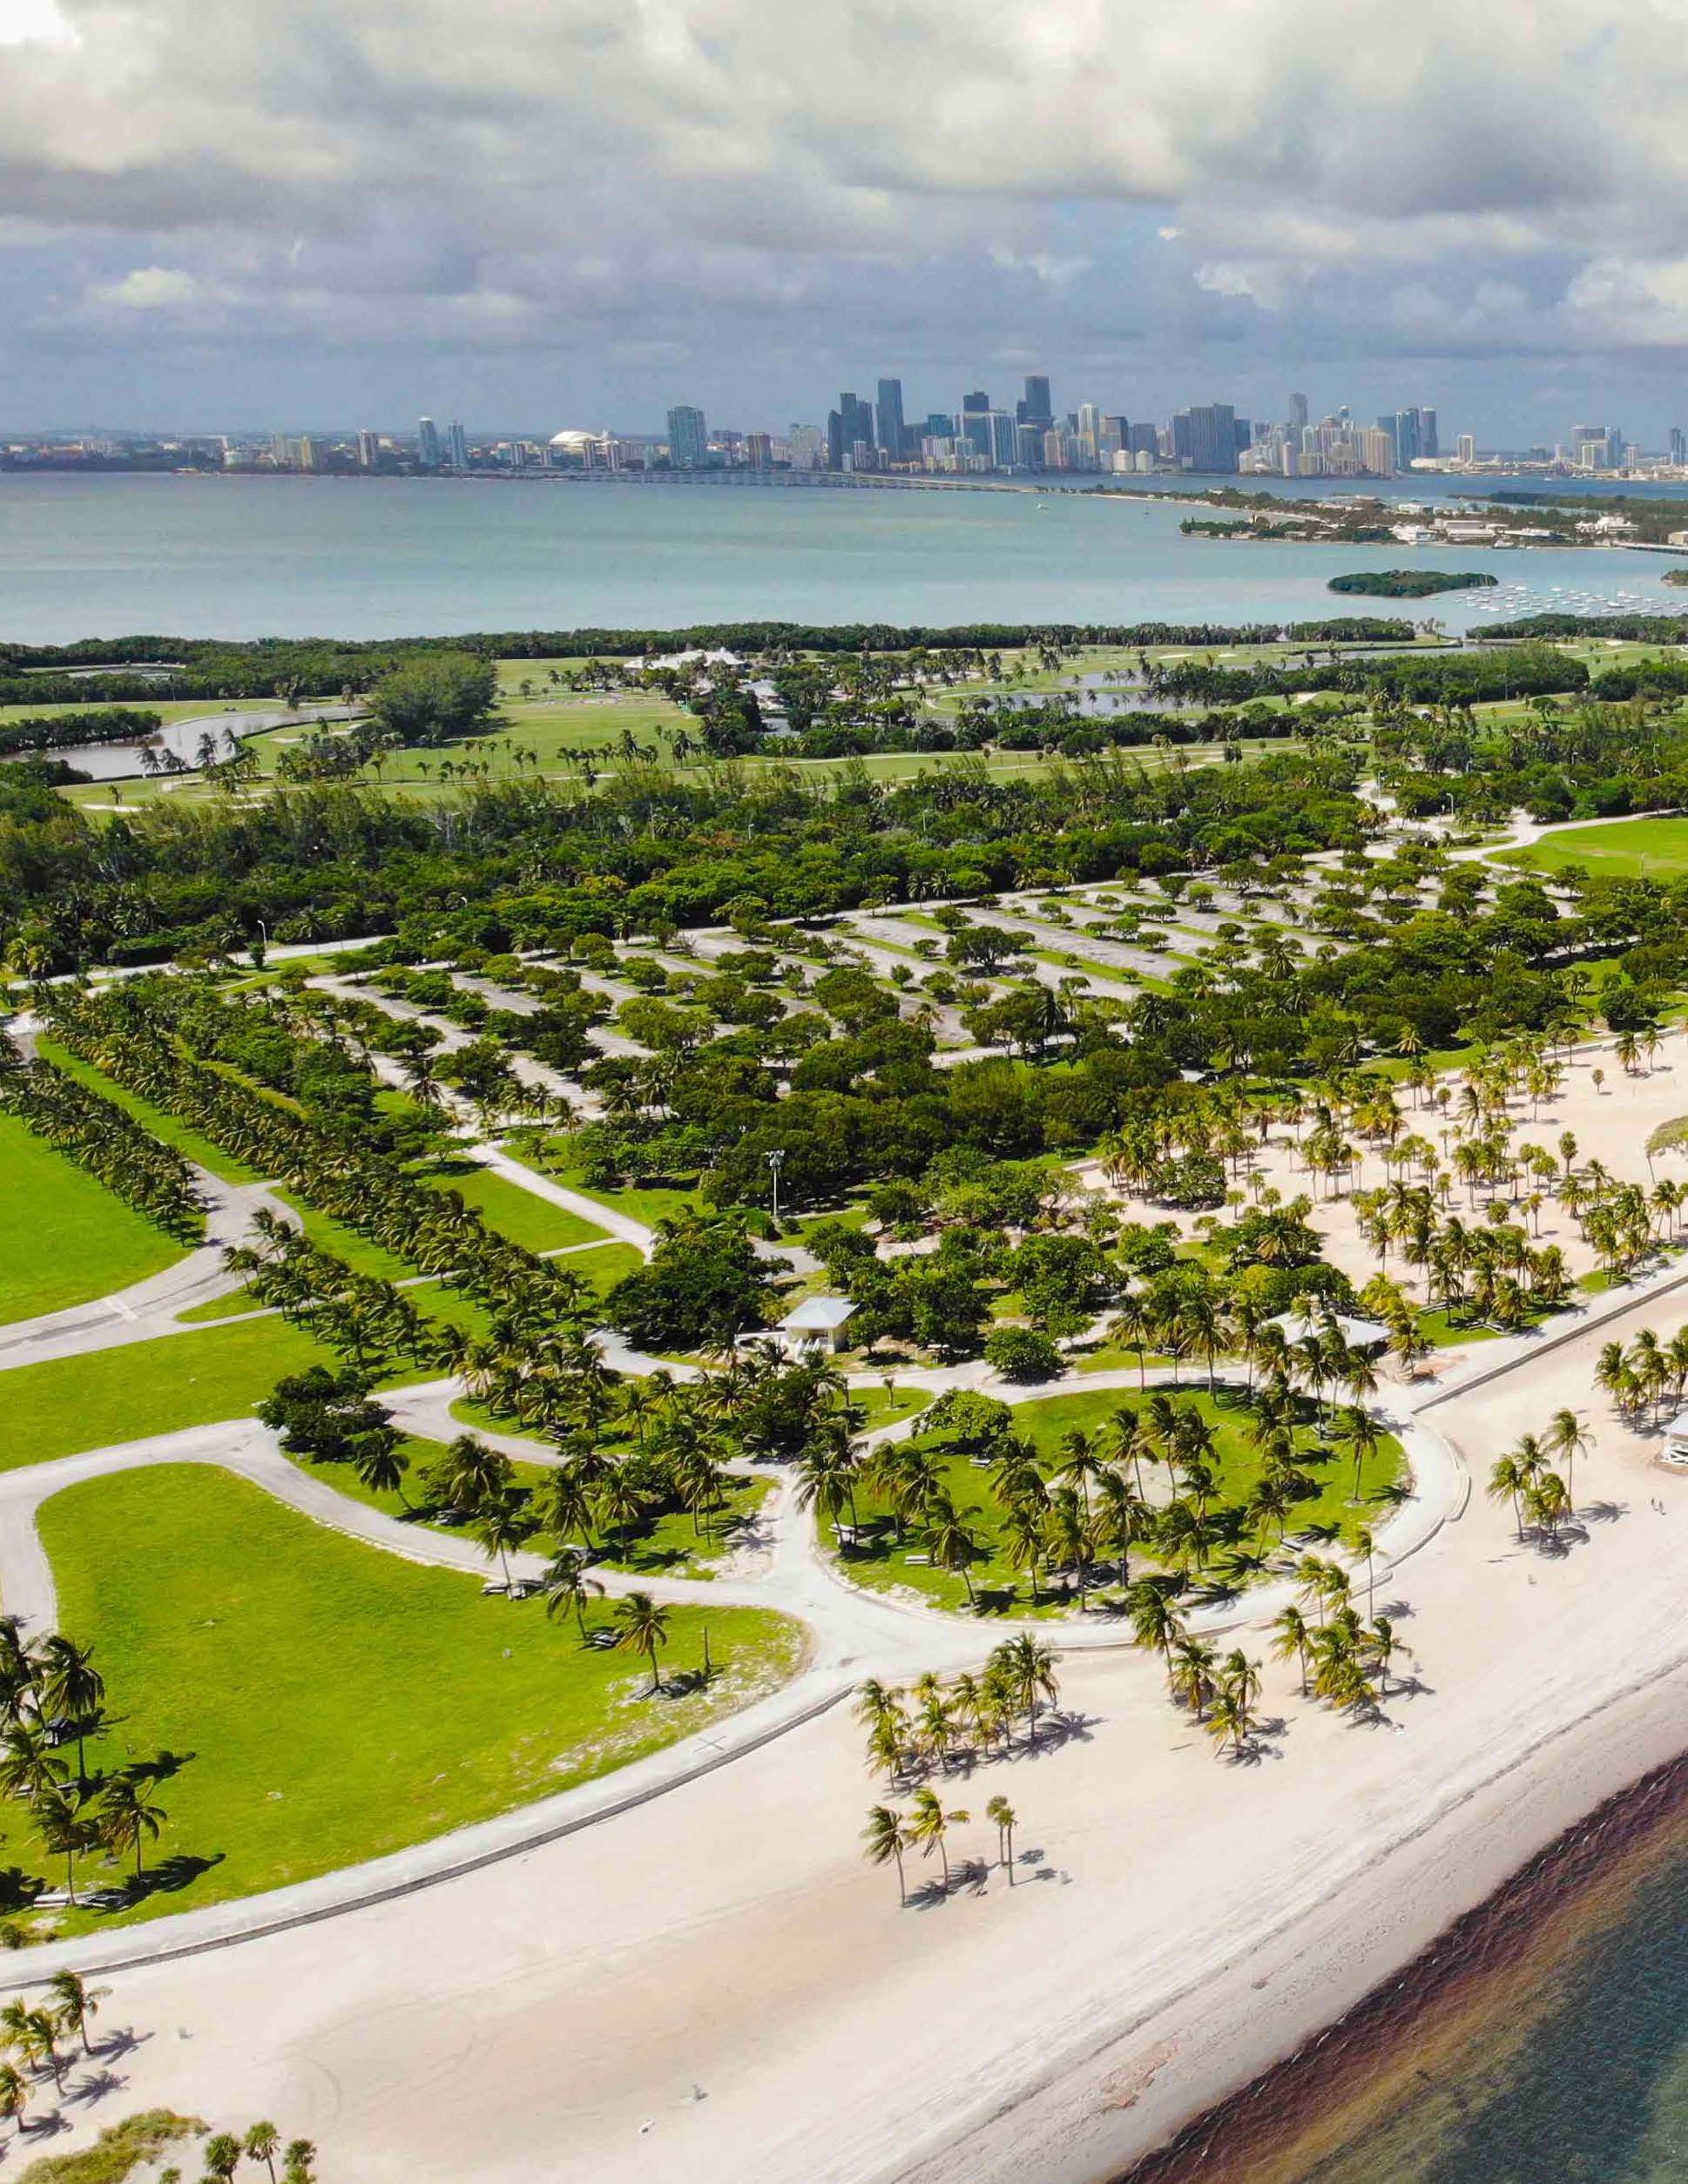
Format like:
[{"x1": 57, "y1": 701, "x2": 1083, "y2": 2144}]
[{"x1": 27, "y1": 1278, "x2": 1688, "y2": 2184}]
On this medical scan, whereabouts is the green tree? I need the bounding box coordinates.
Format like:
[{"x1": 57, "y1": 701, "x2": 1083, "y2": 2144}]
[
  {"x1": 366, "y1": 650, "x2": 497, "y2": 747},
  {"x1": 985, "y1": 1793, "x2": 1017, "y2": 1883},
  {"x1": 861, "y1": 1803, "x2": 910, "y2": 1904},
  {"x1": 907, "y1": 1785, "x2": 969, "y2": 1889},
  {"x1": 611, "y1": 1591, "x2": 673, "y2": 1694}
]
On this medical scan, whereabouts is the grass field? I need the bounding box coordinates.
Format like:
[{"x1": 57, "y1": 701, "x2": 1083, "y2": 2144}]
[
  {"x1": 33, "y1": 1040, "x2": 263, "y2": 1184},
  {"x1": 0, "y1": 1316, "x2": 339, "y2": 1466},
  {"x1": 834, "y1": 1385, "x2": 1404, "y2": 1615},
  {"x1": 30, "y1": 1465, "x2": 807, "y2": 1930},
  {"x1": 1498, "y1": 815, "x2": 1688, "y2": 882},
  {"x1": 0, "y1": 1110, "x2": 189, "y2": 1323}
]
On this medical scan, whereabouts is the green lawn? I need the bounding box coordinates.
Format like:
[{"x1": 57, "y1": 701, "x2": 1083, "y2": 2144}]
[
  {"x1": 26, "y1": 1465, "x2": 807, "y2": 1930},
  {"x1": 834, "y1": 1385, "x2": 1404, "y2": 1616},
  {"x1": 33, "y1": 1039, "x2": 262, "y2": 1184},
  {"x1": 0, "y1": 1110, "x2": 189, "y2": 1323},
  {"x1": 437, "y1": 1163, "x2": 606, "y2": 1251},
  {"x1": 851, "y1": 1385, "x2": 935, "y2": 1432},
  {"x1": 1500, "y1": 816, "x2": 1688, "y2": 882}
]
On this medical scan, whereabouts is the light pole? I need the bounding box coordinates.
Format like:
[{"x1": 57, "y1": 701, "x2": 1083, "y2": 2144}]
[{"x1": 766, "y1": 1147, "x2": 785, "y2": 1229}]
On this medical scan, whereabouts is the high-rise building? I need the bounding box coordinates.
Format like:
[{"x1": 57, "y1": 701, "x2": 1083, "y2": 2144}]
[
  {"x1": 1128, "y1": 422, "x2": 1159, "y2": 456},
  {"x1": 1415, "y1": 407, "x2": 1439, "y2": 459},
  {"x1": 1393, "y1": 410, "x2": 1421, "y2": 468},
  {"x1": 875, "y1": 377, "x2": 907, "y2": 461},
  {"x1": 746, "y1": 432, "x2": 773, "y2": 468},
  {"x1": 986, "y1": 411, "x2": 1018, "y2": 468},
  {"x1": 962, "y1": 390, "x2": 989, "y2": 415},
  {"x1": 1457, "y1": 434, "x2": 1477, "y2": 464},
  {"x1": 417, "y1": 417, "x2": 442, "y2": 470},
  {"x1": 1289, "y1": 392, "x2": 1309, "y2": 432},
  {"x1": 962, "y1": 411, "x2": 993, "y2": 461},
  {"x1": 924, "y1": 411, "x2": 956, "y2": 441},
  {"x1": 1671, "y1": 427, "x2": 1686, "y2": 467},
  {"x1": 1015, "y1": 423, "x2": 1044, "y2": 468},
  {"x1": 1176, "y1": 403, "x2": 1238, "y2": 473},
  {"x1": 1020, "y1": 374, "x2": 1053, "y2": 428},
  {"x1": 445, "y1": 421, "x2": 469, "y2": 469},
  {"x1": 827, "y1": 392, "x2": 874, "y2": 468},
  {"x1": 355, "y1": 429, "x2": 380, "y2": 470},
  {"x1": 666, "y1": 404, "x2": 709, "y2": 468}
]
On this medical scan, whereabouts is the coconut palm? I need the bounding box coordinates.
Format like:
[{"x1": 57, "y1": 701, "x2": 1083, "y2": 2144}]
[
  {"x1": 985, "y1": 1794, "x2": 1017, "y2": 1883},
  {"x1": 97, "y1": 1769, "x2": 167, "y2": 1880},
  {"x1": 907, "y1": 1785, "x2": 969, "y2": 1889},
  {"x1": 1546, "y1": 1407, "x2": 1592, "y2": 1512},
  {"x1": 33, "y1": 1785, "x2": 93, "y2": 1907},
  {"x1": 47, "y1": 1970, "x2": 101, "y2": 2059},
  {"x1": 540, "y1": 1547, "x2": 604, "y2": 1637},
  {"x1": 611, "y1": 1591, "x2": 672, "y2": 1693},
  {"x1": 0, "y1": 2064, "x2": 25, "y2": 2134},
  {"x1": 861, "y1": 1804, "x2": 911, "y2": 1904},
  {"x1": 1269, "y1": 1603, "x2": 1313, "y2": 1695},
  {"x1": 245, "y1": 2121, "x2": 282, "y2": 2181},
  {"x1": 470, "y1": 1489, "x2": 537, "y2": 1592},
  {"x1": 32, "y1": 1635, "x2": 105, "y2": 1784}
]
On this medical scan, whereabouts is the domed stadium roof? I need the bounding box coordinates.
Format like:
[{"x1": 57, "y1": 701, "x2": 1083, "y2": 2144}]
[{"x1": 548, "y1": 428, "x2": 603, "y2": 448}]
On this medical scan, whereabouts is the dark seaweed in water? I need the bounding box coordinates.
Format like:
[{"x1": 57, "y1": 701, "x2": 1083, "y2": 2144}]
[{"x1": 1113, "y1": 1751, "x2": 1688, "y2": 2184}]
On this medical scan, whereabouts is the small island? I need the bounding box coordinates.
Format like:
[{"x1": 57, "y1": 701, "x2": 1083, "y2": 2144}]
[{"x1": 1327, "y1": 570, "x2": 1499, "y2": 598}]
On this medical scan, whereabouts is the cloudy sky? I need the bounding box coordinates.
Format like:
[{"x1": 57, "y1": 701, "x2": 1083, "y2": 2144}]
[{"x1": 6, "y1": 0, "x2": 1688, "y2": 442}]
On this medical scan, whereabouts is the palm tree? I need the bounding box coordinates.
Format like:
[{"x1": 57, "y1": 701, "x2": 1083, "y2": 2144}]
[
  {"x1": 1270, "y1": 1603, "x2": 1313, "y2": 1695},
  {"x1": 0, "y1": 2064, "x2": 25, "y2": 2135},
  {"x1": 33, "y1": 1785, "x2": 92, "y2": 1906},
  {"x1": 1547, "y1": 1407, "x2": 1591, "y2": 1512},
  {"x1": 33, "y1": 1635, "x2": 105, "y2": 1784},
  {"x1": 1333, "y1": 1405, "x2": 1382, "y2": 1502},
  {"x1": 925, "y1": 1500, "x2": 984, "y2": 1606},
  {"x1": 985, "y1": 1794, "x2": 1017, "y2": 1883},
  {"x1": 862, "y1": 1804, "x2": 911, "y2": 1904},
  {"x1": 541, "y1": 1547, "x2": 604, "y2": 1637},
  {"x1": 47, "y1": 1970, "x2": 100, "y2": 2059},
  {"x1": 245, "y1": 2122, "x2": 282, "y2": 2182},
  {"x1": 1487, "y1": 1452, "x2": 1529, "y2": 1542},
  {"x1": 470, "y1": 1490, "x2": 537, "y2": 1591},
  {"x1": 611, "y1": 1591, "x2": 672, "y2": 1693},
  {"x1": 97, "y1": 1768, "x2": 167, "y2": 1880},
  {"x1": 203, "y1": 2133, "x2": 244, "y2": 2181},
  {"x1": 997, "y1": 1633, "x2": 1061, "y2": 1742},
  {"x1": 907, "y1": 1785, "x2": 969, "y2": 1889},
  {"x1": 1347, "y1": 1524, "x2": 1377, "y2": 1617},
  {"x1": 19, "y1": 2009, "x2": 61, "y2": 2093}
]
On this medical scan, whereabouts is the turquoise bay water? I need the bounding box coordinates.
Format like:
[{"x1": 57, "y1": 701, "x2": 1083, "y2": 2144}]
[{"x1": 0, "y1": 473, "x2": 1676, "y2": 640}]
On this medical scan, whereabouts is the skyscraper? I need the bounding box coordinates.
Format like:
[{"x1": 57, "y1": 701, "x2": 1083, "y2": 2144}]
[
  {"x1": 874, "y1": 377, "x2": 907, "y2": 460},
  {"x1": 1176, "y1": 403, "x2": 1238, "y2": 473},
  {"x1": 667, "y1": 404, "x2": 708, "y2": 468},
  {"x1": 827, "y1": 392, "x2": 874, "y2": 468},
  {"x1": 962, "y1": 390, "x2": 989, "y2": 415},
  {"x1": 416, "y1": 417, "x2": 442, "y2": 471},
  {"x1": 1290, "y1": 392, "x2": 1309, "y2": 432},
  {"x1": 355, "y1": 429, "x2": 380, "y2": 470},
  {"x1": 1393, "y1": 410, "x2": 1421, "y2": 468},
  {"x1": 1415, "y1": 407, "x2": 1439, "y2": 459},
  {"x1": 445, "y1": 421, "x2": 469, "y2": 469},
  {"x1": 1671, "y1": 426, "x2": 1686, "y2": 467},
  {"x1": 746, "y1": 432, "x2": 773, "y2": 468},
  {"x1": 987, "y1": 411, "x2": 1018, "y2": 468},
  {"x1": 1020, "y1": 374, "x2": 1053, "y2": 428},
  {"x1": 1457, "y1": 434, "x2": 1477, "y2": 464}
]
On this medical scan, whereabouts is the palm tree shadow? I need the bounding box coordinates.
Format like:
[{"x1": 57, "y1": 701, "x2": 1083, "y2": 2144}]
[
  {"x1": 659, "y1": 1667, "x2": 712, "y2": 1700},
  {"x1": 64, "y1": 2065, "x2": 126, "y2": 2107},
  {"x1": 89, "y1": 1850, "x2": 222, "y2": 1912},
  {"x1": 1580, "y1": 1500, "x2": 1625, "y2": 1525}
]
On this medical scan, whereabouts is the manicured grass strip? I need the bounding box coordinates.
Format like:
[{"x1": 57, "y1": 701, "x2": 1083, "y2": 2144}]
[
  {"x1": 33, "y1": 1465, "x2": 808, "y2": 1930},
  {"x1": 0, "y1": 1316, "x2": 335, "y2": 1466},
  {"x1": 436, "y1": 1163, "x2": 606, "y2": 1250},
  {"x1": 1500, "y1": 815, "x2": 1688, "y2": 882},
  {"x1": 33, "y1": 1038, "x2": 260, "y2": 1184},
  {"x1": 0, "y1": 1109, "x2": 187, "y2": 1323}
]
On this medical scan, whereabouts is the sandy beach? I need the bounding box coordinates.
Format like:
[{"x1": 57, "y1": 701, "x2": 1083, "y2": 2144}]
[{"x1": 4, "y1": 1258, "x2": 1681, "y2": 2184}]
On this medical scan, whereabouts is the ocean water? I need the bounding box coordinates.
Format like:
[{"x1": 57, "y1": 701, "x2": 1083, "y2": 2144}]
[
  {"x1": 0, "y1": 472, "x2": 1678, "y2": 641},
  {"x1": 1122, "y1": 1756, "x2": 1688, "y2": 2184}
]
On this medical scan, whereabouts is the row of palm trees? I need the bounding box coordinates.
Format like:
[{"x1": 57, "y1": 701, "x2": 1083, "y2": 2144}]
[
  {"x1": 862, "y1": 1790, "x2": 1019, "y2": 1903},
  {"x1": 0, "y1": 1035, "x2": 205, "y2": 1243},
  {"x1": 0, "y1": 1617, "x2": 169, "y2": 1904},
  {"x1": 190, "y1": 2123, "x2": 318, "y2": 2183},
  {"x1": 44, "y1": 983, "x2": 592, "y2": 1339},
  {"x1": 854, "y1": 1640, "x2": 1063, "y2": 1784},
  {"x1": 0, "y1": 1971, "x2": 104, "y2": 2127}
]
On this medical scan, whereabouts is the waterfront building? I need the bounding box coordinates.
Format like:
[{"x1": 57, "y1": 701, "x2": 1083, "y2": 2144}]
[
  {"x1": 445, "y1": 420, "x2": 469, "y2": 468},
  {"x1": 355, "y1": 429, "x2": 380, "y2": 469},
  {"x1": 746, "y1": 432, "x2": 773, "y2": 468},
  {"x1": 1019, "y1": 374, "x2": 1053, "y2": 428},
  {"x1": 875, "y1": 377, "x2": 907, "y2": 459},
  {"x1": 417, "y1": 416, "x2": 442, "y2": 470},
  {"x1": 1458, "y1": 434, "x2": 1477, "y2": 464},
  {"x1": 666, "y1": 404, "x2": 709, "y2": 468}
]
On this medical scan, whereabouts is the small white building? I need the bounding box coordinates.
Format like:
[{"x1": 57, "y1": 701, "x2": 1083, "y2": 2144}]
[
  {"x1": 1664, "y1": 1409, "x2": 1688, "y2": 1466},
  {"x1": 1266, "y1": 1311, "x2": 1391, "y2": 1352},
  {"x1": 775, "y1": 1295, "x2": 857, "y2": 1356}
]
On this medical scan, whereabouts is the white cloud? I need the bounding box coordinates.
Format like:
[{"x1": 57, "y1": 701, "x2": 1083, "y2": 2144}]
[
  {"x1": 0, "y1": 0, "x2": 76, "y2": 48},
  {"x1": 89, "y1": 265, "x2": 200, "y2": 309}
]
